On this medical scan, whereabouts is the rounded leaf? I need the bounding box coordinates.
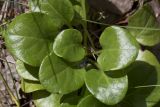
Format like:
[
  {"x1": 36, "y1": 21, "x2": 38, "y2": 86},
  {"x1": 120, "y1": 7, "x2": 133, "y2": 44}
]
[
  {"x1": 128, "y1": 4, "x2": 160, "y2": 46},
  {"x1": 77, "y1": 95, "x2": 108, "y2": 107},
  {"x1": 85, "y1": 69, "x2": 128, "y2": 105},
  {"x1": 16, "y1": 60, "x2": 39, "y2": 81},
  {"x1": 5, "y1": 12, "x2": 59, "y2": 66},
  {"x1": 124, "y1": 50, "x2": 160, "y2": 107},
  {"x1": 98, "y1": 26, "x2": 139, "y2": 71},
  {"x1": 53, "y1": 29, "x2": 85, "y2": 62},
  {"x1": 33, "y1": 91, "x2": 62, "y2": 107},
  {"x1": 61, "y1": 103, "x2": 76, "y2": 107},
  {"x1": 39, "y1": 52, "x2": 85, "y2": 94},
  {"x1": 137, "y1": 50, "x2": 159, "y2": 66},
  {"x1": 39, "y1": 0, "x2": 74, "y2": 26}
]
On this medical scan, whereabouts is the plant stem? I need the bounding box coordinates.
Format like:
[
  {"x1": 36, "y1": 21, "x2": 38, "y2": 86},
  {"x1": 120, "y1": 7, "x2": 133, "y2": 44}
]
[
  {"x1": 80, "y1": 0, "x2": 88, "y2": 50},
  {"x1": 0, "y1": 49, "x2": 20, "y2": 106},
  {"x1": 88, "y1": 58, "x2": 100, "y2": 69},
  {"x1": 0, "y1": 90, "x2": 11, "y2": 105},
  {"x1": 0, "y1": 71, "x2": 20, "y2": 107},
  {"x1": 83, "y1": 25, "x2": 88, "y2": 51},
  {"x1": 82, "y1": 19, "x2": 160, "y2": 31},
  {"x1": 80, "y1": 0, "x2": 96, "y2": 51},
  {"x1": 4, "y1": 56, "x2": 20, "y2": 103},
  {"x1": 0, "y1": 99, "x2": 3, "y2": 107},
  {"x1": 83, "y1": 25, "x2": 96, "y2": 50},
  {"x1": 80, "y1": 0, "x2": 87, "y2": 22}
]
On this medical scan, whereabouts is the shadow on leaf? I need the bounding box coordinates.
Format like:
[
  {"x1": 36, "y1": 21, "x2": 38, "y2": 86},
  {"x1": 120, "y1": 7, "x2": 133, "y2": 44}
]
[{"x1": 121, "y1": 61, "x2": 159, "y2": 107}]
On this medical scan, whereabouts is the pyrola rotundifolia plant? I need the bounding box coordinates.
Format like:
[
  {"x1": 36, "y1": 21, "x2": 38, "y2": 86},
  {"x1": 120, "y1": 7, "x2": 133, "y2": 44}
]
[{"x1": 3, "y1": 0, "x2": 160, "y2": 107}]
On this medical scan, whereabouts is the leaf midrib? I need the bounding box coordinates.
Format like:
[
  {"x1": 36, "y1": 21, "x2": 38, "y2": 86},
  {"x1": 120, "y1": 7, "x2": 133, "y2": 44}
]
[
  {"x1": 136, "y1": 15, "x2": 152, "y2": 37},
  {"x1": 10, "y1": 34, "x2": 53, "y2": 41},
  {"x1": 46, "y1": 1, "x2": 69, "y2": 24}
]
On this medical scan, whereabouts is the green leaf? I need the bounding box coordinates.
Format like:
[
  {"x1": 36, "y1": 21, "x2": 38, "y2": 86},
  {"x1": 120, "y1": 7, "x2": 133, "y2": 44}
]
[
  {"x1": 60, "y1": 88, "x2": 86, "y2": 106},
  {"x1": 128, "y1": 4, "x2": 160, "y2": 46},
  {"x1": 61, "y1": 103, "x2": 76, "y2": 107},
  {"x1": 77, "y1": 0, "x2": 87, "y2": 20},
  {"x1": 16, "y1": 60, "x2": 39, "y2": 81},
  {"x1": 77, "y1": 95, "x2": 109, "y2": 107},
  {"x1": 69, "y1": 0, "x2": 87, "y2": 25},
  {"x1": 39, "y1": 0, "x2": 74, "y2": 27},
  {"x1": 61, "y1": 91, "x2": 81, "y2": 105},
  {"x1": 29, "y1": 0, "x2": 40, "y2": 12},
  {"x1": 74, "y1": 5, "x2": 85, "y2": 19},
  {"x1": 85, "y1": 69, "x2": 128, "y2": 105},
  {"x1": 5, "y1": 12, "x2": 59, "y2": 66},
  {"x1": 60, "y1": 86, "x2": 89, "y2": 107},
  {"x1": 123, "y1": 50, "x2": 160, "y2": 107},
  {"x1": 69, "y1": 0, "x2": 84, "y2": 18},
  {"x1": 39, "y1": 52, "x2": 85, "y2": 94},
  {"x1": 53, "y1": 29, "x2": 85, "y2": 62},
  {"x1": 33, "y1": 90, "x2": 62, "y2": 107},
  {"x1": 21, "y1": 79, "x2": 44, "y2": 93},
  {"x1": 136, "y1": 50, "x2": 159, "y2": 66},
  {"x1": 98, "y1": 26, "x2": 139, "y2": 71}
]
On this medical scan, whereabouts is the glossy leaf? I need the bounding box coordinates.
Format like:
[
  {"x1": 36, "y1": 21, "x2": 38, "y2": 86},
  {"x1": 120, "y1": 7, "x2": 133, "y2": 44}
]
[
  {"x1": 53, "y1": 29, "x2": 85, "y2": 62},
  {"x1": 136, "y1": 50, "x2": 159, "y2": 66},
  {"x1": 124, "y1": 50, "x2": 160, "y2": 107},
  {"x1": 128, "y1": 4, "x2": 160, "y2": 46},
  {"x1": 70, "y1": 0, "x2": 86, "y2": 25},
  {"x1": 39, "y1": 0, "x2": 74, "y2": 27},
  {"x1": 85, "y1": 69, "x2": 128, "y2": 105},
  {"x1": 74, "y1": 0, "x2": 87, "y2": 19},
  {"x1": 21, "y1": 79, "x2": 44, "y2": 93},
  {"x1": 33, "y1": 90, "x2": 62, "y2": 107},
  {"x1": 98, "y1": 26, "x2": 139, "y2": 71},
  {"x1": 16, "y1": 60, "x2": 39, "y2": 81},
  {"x1": 77, "y1": 95, "x2": 109, "y2": 107},
  {"x1": 5, "y1": 12, "x2": 59, "y2": 66},
  {"x1": 39, "y1": 52, "x2": 85, "y2": 94},
  {"x1": 61, "y1": 103, "x2": 76, "y2": 107},
  {"x1": 69, "y1": 0, "x2": 83, "y2": 17}
]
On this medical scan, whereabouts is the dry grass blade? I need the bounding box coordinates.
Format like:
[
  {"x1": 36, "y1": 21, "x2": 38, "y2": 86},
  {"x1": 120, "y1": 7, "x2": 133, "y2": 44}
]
[{"x1": 0, "y1": 0, "x2": 28, "y2": 107}]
